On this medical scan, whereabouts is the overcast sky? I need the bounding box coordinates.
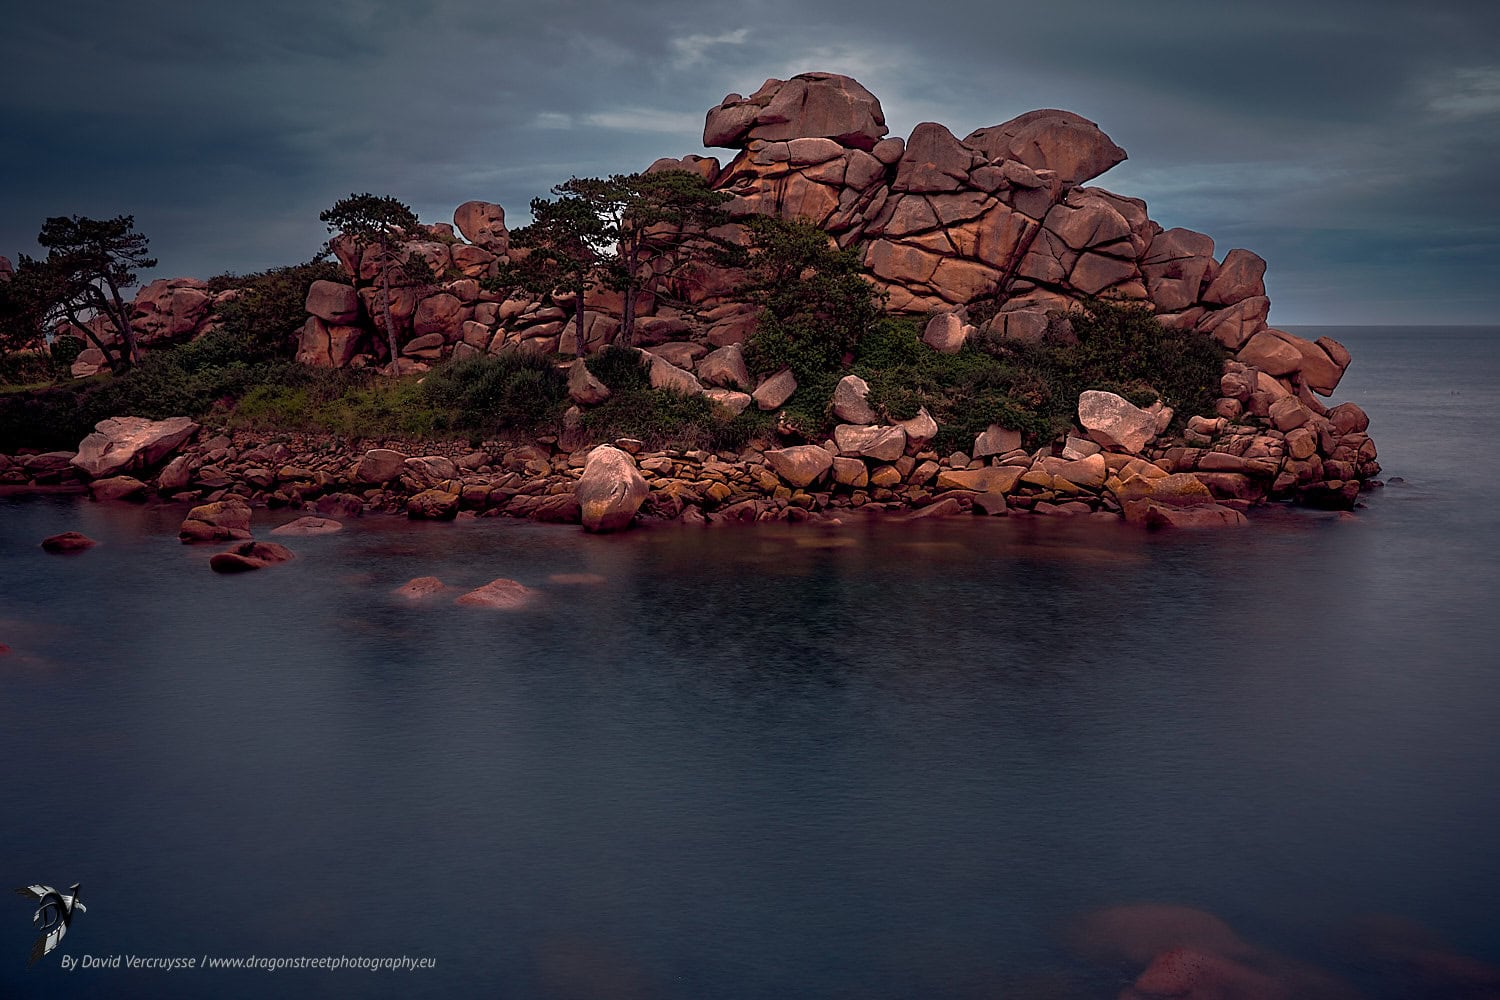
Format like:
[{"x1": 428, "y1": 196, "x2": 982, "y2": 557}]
[{"x1": 3, "y1": 1, "x2": 1496, "y2": 324}]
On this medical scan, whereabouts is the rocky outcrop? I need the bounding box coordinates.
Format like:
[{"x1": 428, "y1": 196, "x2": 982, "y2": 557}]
[
  {"x1": 131, "y1": 278, "x2": 217, "y2": 345},
  {"x1": 71, "y1": 416, "x2": 199, "y2": 479},
  {"x1": 0, "y1": 74, "x2": 1378, "y2": 524}
]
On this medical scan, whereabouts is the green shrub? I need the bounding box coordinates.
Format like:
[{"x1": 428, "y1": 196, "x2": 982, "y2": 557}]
[
  {"x1": 583, "y1": 346, "x2": 772, "y2": 451},
  {"x1": 0, "y1": 349, "x2": 59, "y2": 388},
  {"x1": 740, "y1": 217, "x2": 884, "y2": 382},
  {"x1": 420, "y1": 352, "x2": 569, "y2": 436},
  {"x1": 850, "y1": 301, "x2": 1222, "y2": 454},
  {"x1": 208, "y1": 259, "x2": 345, "y2": 361}
]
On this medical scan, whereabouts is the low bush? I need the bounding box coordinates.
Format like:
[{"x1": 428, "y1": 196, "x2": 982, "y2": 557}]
[
  {"x1": 853, "y1": 300, "x2": 1227, "y2": 453},
  {"x1": 583, "y1": 346, "x2": 772, "y2": 451}
]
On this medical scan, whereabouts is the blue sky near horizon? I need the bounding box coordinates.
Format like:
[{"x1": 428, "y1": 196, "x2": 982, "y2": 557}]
[{"x1": 2, "y1": 1, "x2": 1497, "y2": 325}]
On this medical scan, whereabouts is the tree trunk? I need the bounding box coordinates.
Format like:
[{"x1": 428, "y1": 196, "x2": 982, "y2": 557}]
[
  {"x1": 63, "y1": 304, "x2": 123, "y2": 372},
  {"x1": 619, "y1": 244, "x2": 638, "y2": 348},
  {"x1": 379, "y1": 252, "x2": 400, "y2": 371},
  {"x1": 102, "y1": 276, "x2": 139, "y2": 365},
  {"x1": 572, "y1": 283, "x2": 587, "y2": 358}
]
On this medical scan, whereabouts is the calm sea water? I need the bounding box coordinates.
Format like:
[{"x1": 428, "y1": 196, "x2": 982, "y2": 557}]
[{"x1": 2, "y1": 327, "x2": 1498, "y2": 998}]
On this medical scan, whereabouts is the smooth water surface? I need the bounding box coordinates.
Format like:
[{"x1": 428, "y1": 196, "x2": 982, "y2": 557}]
[{"x1": 2, "y1": 327, "x2": 1497, "y2": 998}]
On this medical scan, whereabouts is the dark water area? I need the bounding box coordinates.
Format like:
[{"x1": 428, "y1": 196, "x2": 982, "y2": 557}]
[{"x1": 2, "y1": 327, "x2": 1498, "y2": 998}]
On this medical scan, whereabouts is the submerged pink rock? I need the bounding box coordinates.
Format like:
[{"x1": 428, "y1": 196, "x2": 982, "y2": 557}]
[
  {"x1": 393, "y1": 576, "x2": 448, "y2": 599},
  {"x1": 454, "y1": 578, "x2": 535, "y2": 610}
]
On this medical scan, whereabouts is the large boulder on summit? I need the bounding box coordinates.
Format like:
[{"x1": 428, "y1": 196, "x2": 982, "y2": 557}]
[
  {"x1": 964, "y1": 109, "x2": 1127, "y2": 187},
  {"x1": 704, "y1": 73, "x2": 887, "y2": 150},
  {"x1": 72, "y1": 415, "x2": 198, "y2": 479},
  {"x1": 454, "y1": 201, "x2": 509, "y2": 253},
  {"x1": 575, "y1": 445, "x2": 649, "y2": 533}
]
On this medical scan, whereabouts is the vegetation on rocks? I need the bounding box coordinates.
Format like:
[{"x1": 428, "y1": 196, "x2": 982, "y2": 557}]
[
  {"x1": 741, "y1": 217, "x2": 885, "y2": 383},
  {"x1": 853, "y1": 300, "x2": 1227, "y2": 452},
  {"x1": 581, "y1": 346, "x2": 770, "y2": 451}
]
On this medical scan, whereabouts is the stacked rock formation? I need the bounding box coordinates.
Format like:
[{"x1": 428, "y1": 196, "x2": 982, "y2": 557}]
[
  {"x1": 15, "y1": 72, "x2": 1376, "y2": 521},
  {"x1": 286, "y1": 73, "x2": 1351, "y2": 417}
]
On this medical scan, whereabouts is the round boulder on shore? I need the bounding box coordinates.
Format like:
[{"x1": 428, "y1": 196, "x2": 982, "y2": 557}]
[
  {"x1": 41, "y1": 531, "x2": 96, "y2": 553},
  {"x1": 89, "y1": 475, "x2": 149, "y2": 502},
  {"x1": 407, "y1": 489, "x2": 460, "y2": 520},
  {"x1": 575, "y1": 445, "x2": 648, "y2": 533}
]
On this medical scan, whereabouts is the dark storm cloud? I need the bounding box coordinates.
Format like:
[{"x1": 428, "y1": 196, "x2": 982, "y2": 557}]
[{"x1": 3, "y1": 0, "x2": 1496, "y2": 321}]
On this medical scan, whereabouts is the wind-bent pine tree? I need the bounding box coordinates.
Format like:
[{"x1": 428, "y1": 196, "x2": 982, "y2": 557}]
[
  {"x1": 494, "y1": 195, "x2": 606, "y2": 358},
  {"x1": 320, "y1": 194, "x2": 420, "y2": 369},
  {"x1": 29, "y1": 215, "x2": 157, "y2": 370},
  {"x1": 556, "y1": 171, "x2": 737, "y2": 346}
]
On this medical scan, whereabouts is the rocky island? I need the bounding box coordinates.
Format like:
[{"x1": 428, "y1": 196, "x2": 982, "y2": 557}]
[{"x1": 0, "y1": 72, "x2": 1379, "y2": 534}]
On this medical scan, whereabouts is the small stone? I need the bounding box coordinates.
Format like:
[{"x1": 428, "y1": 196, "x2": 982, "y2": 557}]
[
  {"x1": 831, "y1": 374, "x2": 877, "y2": 424},
  {"x1": 922, "y1": 313, "x2": 968, "y2": 354},
  {"x1": 89, "y1": 475, "x2": 148, "y2": 502},
  {"x1": 567, "y1": 358, "x2": 611, "y2": 405},
  {"x1": 973, "y1": 424, "x2": 1022, "y2": 458},
  {"x1": 1078, "y1": 390, "x2": 1156, "y2": 454},
  {"x1": 764, "y1": 446, "x2": 834, "y2": 488},
  {"x1": 752, "y1": 368, "x2": 798, "y2": 410}
]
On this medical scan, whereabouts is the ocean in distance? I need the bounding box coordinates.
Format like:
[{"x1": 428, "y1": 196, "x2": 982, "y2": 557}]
[{"x1": 2, "y1": 326, "x2": 1497, "y2": 998}]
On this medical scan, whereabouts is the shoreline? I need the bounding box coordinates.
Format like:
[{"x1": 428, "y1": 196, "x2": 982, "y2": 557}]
[{"x1": 2, "y1": 417, "x2": 1379, "y2": 533}]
